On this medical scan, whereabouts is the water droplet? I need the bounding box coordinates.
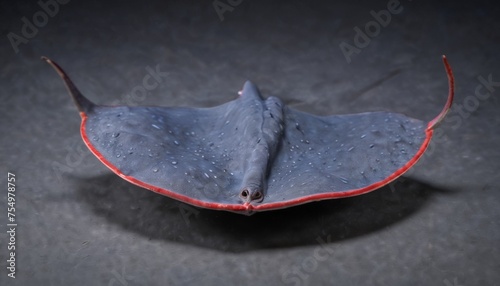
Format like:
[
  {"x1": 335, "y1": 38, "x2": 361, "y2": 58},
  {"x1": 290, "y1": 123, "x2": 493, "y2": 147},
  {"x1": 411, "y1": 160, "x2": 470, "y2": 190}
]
[
  {"x1": 153, "y1": 168, "x2": 159, "y2": 173},
  {"x1": 112, "y1": 132, "x2": 120, "y2": 138},
  {"x1": 171, "y1": 161, "x2": 177, "y2": 165},
  {"x1": 174, "y1": 140, "x2": 179, "y2": 145},
  {"x1": 116, "y1": 154, "x2": 121, "y2": 158},
  {"x1": 360, "y1": 134, "x2": 366, "y2": 139},
  {"x1": 152, "y1": 124, "x2": 160, "y2": 129},
  {"x1": 204, "y1": 173, "x2": 210, "y2": 178},
  {"x1": 340, "y1": 177, "x2": 349, "y2": 184},
  {"x1": 369, "y1": 144, "x2": 375, "y2": 148},
  {"x1": 348, "y1": 146, "x2": 355, "y2": 152}
]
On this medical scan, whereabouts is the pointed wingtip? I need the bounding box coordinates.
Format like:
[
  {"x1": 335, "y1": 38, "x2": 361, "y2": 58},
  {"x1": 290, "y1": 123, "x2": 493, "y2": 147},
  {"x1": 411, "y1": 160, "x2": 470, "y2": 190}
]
[
  {"x1": 239, "y1": 80, "x2": 264, "y2": 100},
  {"x1": 238, "y1": 81, "x2": 254, "y2": 96},
  {"x1": 427, "y1": 55, "x2": 455, "y2": 130},
  {"x1": 42, "y1": 56, "x2": 95, "y2": 114}
]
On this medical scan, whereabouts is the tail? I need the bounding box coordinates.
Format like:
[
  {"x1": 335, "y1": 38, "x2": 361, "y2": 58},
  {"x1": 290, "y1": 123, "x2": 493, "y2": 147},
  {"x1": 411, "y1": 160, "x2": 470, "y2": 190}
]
[
  {"x1": 427, "y1": 55, "x2": 455, "y2": 130},
  {"x1": 41, "y1": 56, "x2": 95, "y2": 114}
]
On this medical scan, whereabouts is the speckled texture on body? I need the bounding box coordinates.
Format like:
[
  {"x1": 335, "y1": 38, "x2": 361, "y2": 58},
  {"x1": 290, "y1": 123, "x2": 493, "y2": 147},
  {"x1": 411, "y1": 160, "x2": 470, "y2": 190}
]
[{"x1": 76, "y1": 76, "x2": 429, "y2": 211}]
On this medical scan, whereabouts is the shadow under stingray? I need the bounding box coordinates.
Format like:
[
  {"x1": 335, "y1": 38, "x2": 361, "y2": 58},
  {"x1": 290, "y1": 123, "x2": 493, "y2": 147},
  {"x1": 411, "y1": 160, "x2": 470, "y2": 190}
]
[{"x1": 72, "y1": 173, "x2": 450, "y2": 252}]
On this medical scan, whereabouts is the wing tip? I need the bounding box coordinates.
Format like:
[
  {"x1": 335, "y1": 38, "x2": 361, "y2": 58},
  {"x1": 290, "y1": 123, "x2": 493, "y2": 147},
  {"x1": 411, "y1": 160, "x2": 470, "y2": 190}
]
[
  {"x1": 427, "y1": 55, "x2": 455, "y2": 130},
  {"x1": 42, "y1": 56, "x2": 95, "y2": 114}
]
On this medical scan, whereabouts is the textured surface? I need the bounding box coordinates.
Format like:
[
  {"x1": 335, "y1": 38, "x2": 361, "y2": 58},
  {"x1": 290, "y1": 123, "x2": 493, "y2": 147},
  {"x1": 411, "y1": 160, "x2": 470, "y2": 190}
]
[
  {"x1": 1, "y1": 0, "x2": 499, "y2": 285},
  {"x1": 79, "y1": 77, "x2": 429, "y2": 211}
]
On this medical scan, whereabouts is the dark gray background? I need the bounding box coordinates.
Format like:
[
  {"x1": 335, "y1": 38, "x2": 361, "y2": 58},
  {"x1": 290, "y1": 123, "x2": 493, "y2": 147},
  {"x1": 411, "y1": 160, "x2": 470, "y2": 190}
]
[{"x1": 1, "y1": 0, "x2": 499, "y2": 285}]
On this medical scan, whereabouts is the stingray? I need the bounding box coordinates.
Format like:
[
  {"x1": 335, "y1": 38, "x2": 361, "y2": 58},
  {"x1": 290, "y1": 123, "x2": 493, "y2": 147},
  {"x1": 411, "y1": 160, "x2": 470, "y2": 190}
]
[{"x1": 42, "y1": 56, "x2": 454, "y2": 215}]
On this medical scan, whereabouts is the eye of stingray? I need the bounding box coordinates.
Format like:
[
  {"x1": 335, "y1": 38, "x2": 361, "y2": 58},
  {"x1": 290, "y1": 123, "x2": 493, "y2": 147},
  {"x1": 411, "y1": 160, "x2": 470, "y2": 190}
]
[
  {"x1": 241, "y1": 189, "x2": 249, "y2": 198},
  {"x1": 253, "y1": 191, "x2": 262, "y2": 200}
]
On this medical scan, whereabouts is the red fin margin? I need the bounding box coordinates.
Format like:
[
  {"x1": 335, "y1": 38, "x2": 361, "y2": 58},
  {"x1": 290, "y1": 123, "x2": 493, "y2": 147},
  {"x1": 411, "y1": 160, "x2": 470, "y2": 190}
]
[{"x1": 427, "y1": 55, "x2": 455, "y2": 130}]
